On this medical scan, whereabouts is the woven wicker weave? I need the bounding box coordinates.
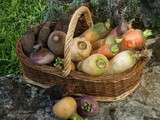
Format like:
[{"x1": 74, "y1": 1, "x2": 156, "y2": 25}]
[{"x1": 16, "y1": 6, "x2": 147, "y2": 102}]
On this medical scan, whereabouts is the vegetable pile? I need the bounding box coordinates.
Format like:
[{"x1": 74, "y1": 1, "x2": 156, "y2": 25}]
[
  {"x1": 21, "y1": 20, "x2": 152, "y2": 76},
  {"x1": 52, "y1": 96, "x2": 99, "y2": 120}
]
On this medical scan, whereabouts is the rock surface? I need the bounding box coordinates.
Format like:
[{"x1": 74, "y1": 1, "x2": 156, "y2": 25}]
[{"x1": 1, "y1": 41, "x2": 160, "y2": 120}]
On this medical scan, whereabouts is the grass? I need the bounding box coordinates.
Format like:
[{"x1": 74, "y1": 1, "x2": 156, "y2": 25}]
[{"x1": 0, "y1": 0, "x2": 46, "y2": 76}]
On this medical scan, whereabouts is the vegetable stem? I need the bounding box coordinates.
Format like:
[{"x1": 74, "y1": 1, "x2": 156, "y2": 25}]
[{"x1": 143, "y1": 29, "x2": 152, "y2": 39}]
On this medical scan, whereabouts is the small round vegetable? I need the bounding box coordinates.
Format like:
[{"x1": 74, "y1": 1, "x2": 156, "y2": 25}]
[
  {"x1": 82, "y1": 22, "x2": 108, "y2": 43},
  {"x1": 48, "y1": 31, "x2": 66, "y2": 57},
  {"x1": 121, "y1": 29, "x2": 152, "y2": 49},
  {"x1": 53, "y1": 97, "x2": 77, "y2": 120},
  {"x1": 77, "y1": 96, "x2": 99, "y2": 117},
  {"x1": 77, "y1": 54, "x2": 109, "y2": 76},
  {"x1": 71, "y1": 37, "x2": 92, "y2": 62},
  {"x1": 30, "y1": 48, "x2": 54, "y2": 65}
]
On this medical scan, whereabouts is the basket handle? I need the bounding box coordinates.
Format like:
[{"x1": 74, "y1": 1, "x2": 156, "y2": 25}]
[{"x1": 63, "y1": 6, "x2": 93, "y2": 77}]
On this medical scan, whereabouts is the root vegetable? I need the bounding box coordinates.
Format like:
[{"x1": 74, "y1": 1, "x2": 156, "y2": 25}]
[
  {"x1": 30, "y1": 48, "x2": 54, "y2": 65},
  {"x1": 21, "y1": 31, "x2": 35, "y2": 55},
  {"x1": 92, "y1": 39, "x2": 105, "y2": 50},
  {"x1": 94, "y1": 35, "x2": 120, "y2": 58},
  {"x1": 121, "y1": 29, "x2": 152, "y2": 49},
  {"x1": 82, "y1": 22, "x2": 109, "y2": 43},
  {"x1": 37, "y1": 21, "x2": 51, "y2": 47},
  {"x1": 48, "y1": 31, "x2": 66, "y2": 57},
  {"x1": 107, "y1": 50, "x2": 141, "y2": 74},
  {"x1": 53, "y1": 97, "x2": 77, "y2": 120},
  {"x1": 110, "y1": 21, "x2": 128, "y2": 37},
  {"x1": 77, "y1": 54, "x2": 109, "y2": 76},
  {"x1": 77, "y1": 96, "x2": 99, "y2": 117},
  {"x1": 71, "y1": 37, "x2": 92, "y2": 62}
]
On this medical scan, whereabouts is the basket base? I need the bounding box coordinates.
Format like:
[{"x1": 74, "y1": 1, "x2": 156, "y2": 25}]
[{"x1": 22, "y1": 74, "x2": 140, "y2": 102}]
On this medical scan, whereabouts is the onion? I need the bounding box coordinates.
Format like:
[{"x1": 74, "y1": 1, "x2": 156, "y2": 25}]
[
  {"x1": 71, "y1": 37, "x2": 92, "y2": 62},
  {"x1": 77, "y1": 54, "x2": 109, "y2": 76}
]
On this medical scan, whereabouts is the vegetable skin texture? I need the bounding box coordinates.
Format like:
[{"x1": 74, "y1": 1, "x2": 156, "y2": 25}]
[
  {"x1": 107, "y1": 50, "x2": 138, "y2": 74},
  {"x1": 77, "y1": 54, "x2": 109, "y2": 76},
  {"x1": 30, "y1": 48, "x2": 54, "y2": 65},
  {"x1": 94, "y1": 35, "x2": 120, "y2": 58},
  {"x1": 37, "y1": 22, "x2": 51, "y2": 47},
  {"x1": 77, "y1": 96, "x2": 99, "y2": 117},
  {"x1": 121, "y1": 29, "x2": 145, "y2": 49},
  {"x1": 92, "y1": 39, "x2": 105, "y2": 50},
  {"x1": 47, "y1": 31, "x2": 66, "y2": 57},
  {"x1": 71, "y1": 37, "x2": 92, "y2": 62},
  {"x1": 21, "y1": 31, "x2": 35, "y2": 55},
  {"x1": 82, "y1": 23, "x2": 108, "y2": 43},
  {"x1": 53, "y1": 97, "x2": 77, "y2": 120},
  {"x1": 110, "y1": 21, "x2": 128, "y2": 37}
]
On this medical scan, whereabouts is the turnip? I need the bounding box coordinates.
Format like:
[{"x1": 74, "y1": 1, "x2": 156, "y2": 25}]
[
  {"x1": 71, "y1": 37, "x2": 92, "y2": 62},
  {"x1": 107, "y1": 50, "x2": 143, "y2": 74},
  {"x1": 77, "y1": 96, "x2": 99, "y2": 117},
  {"x1": 30, "y1": 48, "x2": 54, "y2": 65},
  {"x1": 77, "y1": 54, "x2": 109, "y2": 76},
  {"x1": 53, "y1": 97, "x2": 77, "y2": 120},
  {"x1": 110, "y1": 21, "x2": 128, "y2": 37},
  {"x1": 37, "y1": 21, "x2": 51, "y2": 47},
  {"x1": 82, "y1": 22, "x2": 109, "y2": 43},
  {"x1": 121, "y1": 29, "x2": 152, "y2": 49},
  {"x1": 21, "y1": 31, "x2": 35, "y2": 55},
  {"x1": 94, "y1": 35, "x2": 120, "y2": 58},
  {"x1": 48, "y1": 31, "x2": 66, "y2": 57}
]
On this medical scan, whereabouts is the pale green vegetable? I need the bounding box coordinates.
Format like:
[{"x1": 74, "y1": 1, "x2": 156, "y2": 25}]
[
  {"x1": 107, "y1": 50, "x2": 140, "y2": 74},
  {"x1": 78, "y1": 54, "x2": 109, "y2": 76}
]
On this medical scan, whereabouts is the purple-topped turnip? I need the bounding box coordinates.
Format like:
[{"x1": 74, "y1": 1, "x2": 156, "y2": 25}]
[
  {"x1": 77, "y1": 96, "x2": 99, "y2": 117},
  {"x1": 30, "y1": 48, "x2": 54, "y2": 65}
]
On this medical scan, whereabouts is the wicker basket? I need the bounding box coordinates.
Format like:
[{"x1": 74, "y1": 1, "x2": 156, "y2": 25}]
[{"x1": 16, "y1": 6, "x2": 147, "y2": 102}]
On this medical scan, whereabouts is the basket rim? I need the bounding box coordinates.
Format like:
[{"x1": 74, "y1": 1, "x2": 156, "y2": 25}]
[{"x1": 16, "y1": 39, "x2": 147, "y2": 83}]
